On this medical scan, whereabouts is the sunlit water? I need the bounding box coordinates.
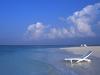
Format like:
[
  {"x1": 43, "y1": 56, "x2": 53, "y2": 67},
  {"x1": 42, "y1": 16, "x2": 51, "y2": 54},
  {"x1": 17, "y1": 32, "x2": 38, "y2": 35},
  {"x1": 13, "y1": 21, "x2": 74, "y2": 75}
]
[{"x1": 0, "y1": 45, "x2": 100, "y2": 75}]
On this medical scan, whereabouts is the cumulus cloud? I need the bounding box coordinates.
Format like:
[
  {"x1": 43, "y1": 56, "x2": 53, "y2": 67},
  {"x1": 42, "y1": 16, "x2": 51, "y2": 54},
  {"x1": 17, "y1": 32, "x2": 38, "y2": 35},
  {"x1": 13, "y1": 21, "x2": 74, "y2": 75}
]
[
  {"x1": 25, "y1": 22, "x2": 46, "y2": 40},
  {"x1": 67, "y1": 3, "x2": 100, "y2": 37},
  {"x1": 25, "y1": 22, "x2": 74, "y2": 40},
  {"x1": 47, "y1": 28, "x2": 73, "y2": 39},
  {"x1": 25, "y1": 3, "x2": 100, "y2": 40}
]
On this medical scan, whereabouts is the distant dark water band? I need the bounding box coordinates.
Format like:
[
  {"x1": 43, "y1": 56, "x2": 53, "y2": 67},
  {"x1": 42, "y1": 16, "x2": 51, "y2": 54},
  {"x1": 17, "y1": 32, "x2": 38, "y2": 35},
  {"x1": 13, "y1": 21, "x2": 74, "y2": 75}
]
[{"x1": 0, "y1": 45, "x2": 80, "y2": 48}]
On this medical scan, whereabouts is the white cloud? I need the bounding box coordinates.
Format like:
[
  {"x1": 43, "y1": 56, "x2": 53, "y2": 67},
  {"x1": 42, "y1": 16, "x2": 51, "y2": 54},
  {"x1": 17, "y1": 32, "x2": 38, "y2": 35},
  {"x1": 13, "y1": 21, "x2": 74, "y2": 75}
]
[
  {"x1": 25, "y1": 22, "x2": 46, "y2": 40},
  {"x1": 47, "y1": 28, "x2": 70, "y2": 39},
  {"x1": 67, "y1": 3, "x2": 100, "y2": 37},
  {"x1": 25, "y1": 3, "x2": 100, "y2": 40},
  {"x1": 25, "y1": 22, "x2": 74, "y2": 40}
]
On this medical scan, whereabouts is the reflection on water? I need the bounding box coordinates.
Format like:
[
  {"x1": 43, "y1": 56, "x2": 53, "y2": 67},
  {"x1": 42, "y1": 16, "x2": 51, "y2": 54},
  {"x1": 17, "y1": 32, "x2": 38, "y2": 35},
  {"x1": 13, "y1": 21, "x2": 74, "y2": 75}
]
[
  {"x1": 65, "y1": 60, "x2": 92, "y2": 68},
  {"x1": 64, "y1": 55, "x2": 100, "y2": 75},
  {"x1": 0, "y1": 46, "x2": 100, "y2": 75}
]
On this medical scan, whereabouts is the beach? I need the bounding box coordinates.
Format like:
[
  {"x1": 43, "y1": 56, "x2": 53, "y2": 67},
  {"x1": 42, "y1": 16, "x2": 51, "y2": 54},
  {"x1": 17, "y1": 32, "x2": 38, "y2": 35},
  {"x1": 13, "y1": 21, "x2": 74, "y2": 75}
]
[
  {"x1": 60, "y1": 46, "x2": 100, "y2": 75},
  {"x1": 60, "y1": 46, "x2": 100, "y2": 58},
  {"x1": 0, "y1": 45, "x2": 100, "y2": 75}
]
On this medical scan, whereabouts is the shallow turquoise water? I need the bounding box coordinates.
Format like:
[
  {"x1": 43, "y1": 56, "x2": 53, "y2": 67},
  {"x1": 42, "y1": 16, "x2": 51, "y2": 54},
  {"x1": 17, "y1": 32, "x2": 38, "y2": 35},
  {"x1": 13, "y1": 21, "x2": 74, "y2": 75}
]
[
  {"x1": 0, "y1": 45, "x2": 72, "y2": 75},
  {"x1": 0, "y1": 45, "x2": 100, "y2": 75}
]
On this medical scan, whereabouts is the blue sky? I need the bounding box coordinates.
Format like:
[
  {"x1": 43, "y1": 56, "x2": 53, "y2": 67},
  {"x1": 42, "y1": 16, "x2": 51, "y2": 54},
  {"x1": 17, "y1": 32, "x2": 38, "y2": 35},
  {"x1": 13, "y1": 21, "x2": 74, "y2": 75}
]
[{"x1": 0, "y1": 0, "x2": 100, "y2": 45}]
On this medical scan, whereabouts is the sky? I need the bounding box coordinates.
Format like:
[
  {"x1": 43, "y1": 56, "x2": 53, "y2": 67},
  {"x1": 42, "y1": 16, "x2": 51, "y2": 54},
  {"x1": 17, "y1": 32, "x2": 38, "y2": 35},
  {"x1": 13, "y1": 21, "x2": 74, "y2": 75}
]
[{"x1": 0, "y1": 0, "x2": 100, "y2": 45}]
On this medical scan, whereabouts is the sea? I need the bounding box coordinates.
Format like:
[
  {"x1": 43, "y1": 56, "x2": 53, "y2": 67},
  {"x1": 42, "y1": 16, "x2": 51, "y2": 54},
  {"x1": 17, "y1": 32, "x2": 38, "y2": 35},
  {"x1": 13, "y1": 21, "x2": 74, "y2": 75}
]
[{"x1": 0, "y1": 45, "x2": 100, "y2": 75}]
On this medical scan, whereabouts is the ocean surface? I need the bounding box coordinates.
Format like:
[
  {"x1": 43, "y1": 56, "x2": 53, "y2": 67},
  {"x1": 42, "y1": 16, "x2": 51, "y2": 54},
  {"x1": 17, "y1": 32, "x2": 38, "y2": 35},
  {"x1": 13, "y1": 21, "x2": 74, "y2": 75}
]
[{"x1": 0, "y1": 45, "x2": 100, "y2": 75}]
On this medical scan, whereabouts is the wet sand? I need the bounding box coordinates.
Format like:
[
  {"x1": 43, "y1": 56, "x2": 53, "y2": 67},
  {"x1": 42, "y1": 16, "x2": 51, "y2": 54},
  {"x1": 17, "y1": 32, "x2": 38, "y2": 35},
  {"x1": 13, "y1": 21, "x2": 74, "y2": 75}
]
[
  {"x1": 0, "y1": 45, "x2": 100, "y2": 75},
  {"x1": 60, "y1": 46, "x2": 100, "y2": 75},
  {"x1": 60, "y1": 46, "x2": 100, "y2": 57}
]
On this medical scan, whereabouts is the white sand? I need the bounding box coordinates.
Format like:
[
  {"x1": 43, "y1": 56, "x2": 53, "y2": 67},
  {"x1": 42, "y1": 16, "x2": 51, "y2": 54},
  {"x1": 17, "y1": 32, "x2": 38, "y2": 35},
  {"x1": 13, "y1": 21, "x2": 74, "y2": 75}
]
[{"x1": 60, "y1": 46, "x2": 100, "y2": 58}]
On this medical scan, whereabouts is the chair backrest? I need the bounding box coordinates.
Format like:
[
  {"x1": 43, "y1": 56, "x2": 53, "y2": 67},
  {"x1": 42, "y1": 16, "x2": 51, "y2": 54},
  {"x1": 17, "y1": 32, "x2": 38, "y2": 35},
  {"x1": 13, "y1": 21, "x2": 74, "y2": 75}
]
[{"x1": 82, "y1": 51, "x2": 93, "y2": 59}]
